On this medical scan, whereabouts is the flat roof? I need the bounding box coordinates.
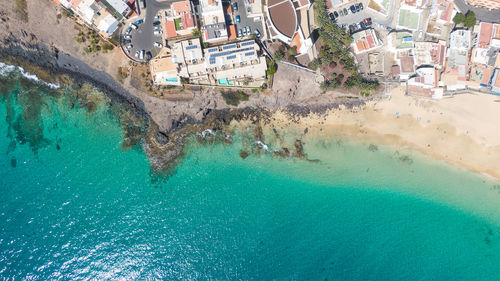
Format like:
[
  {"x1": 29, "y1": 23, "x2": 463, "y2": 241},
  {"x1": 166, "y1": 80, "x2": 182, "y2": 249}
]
[{"x1": 268, "y1": 0, "x2": 297, "y2": 38}]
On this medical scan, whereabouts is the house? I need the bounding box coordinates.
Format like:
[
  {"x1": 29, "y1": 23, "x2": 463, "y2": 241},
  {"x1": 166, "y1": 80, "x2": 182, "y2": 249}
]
[
  {"x1": 407, "y1": 66, "x2": 443, "y2": 98},
  {"x1": 351, "y1": 29, "x2": 383, "y2": 54},
  {"x1": 151, "y1": 38, "x2": 267, "y2": 86},
  {"x1": 466, "y1": 0, "x2": 500, "y2": 10},
  {"x1": 164, "y1": 0, "x2": 197, "y2": 39},
  {"x1": 106, "y1": 0, "x2": 130, "y2": 16},
  {"x1": 264, "y1": 0, "x2": 313, "y2": 56},
  {"x1": 491, "y1": 68, "x2": 500, "y2": 93},
  {"x1": 151, "y1": 48, "x2": 181, "y2": 86},
  {"x1": 413, "y1": 41, "x2": 446, "y2": 68},
  {"x1": 442, "y1": 29, "x2": 471, "y2": 87},
  {"x1": 95, "y1": 11, "x2": 120, "y2": 36},
  {"x1": 199, "y1": 0, "x2": 228, "y2": 42}
]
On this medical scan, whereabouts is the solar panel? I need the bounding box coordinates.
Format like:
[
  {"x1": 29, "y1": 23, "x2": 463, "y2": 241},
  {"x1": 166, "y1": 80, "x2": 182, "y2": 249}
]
[
  {"x1": 208, "y1": 48, "x2": 218, "y2": 53},
  {"x1": 186, "y1": 45, "x2": 198, "y2": 50},
  {"x1": 210, "y1": 58, "x2": 216, "y2": 64},
  {"x1": 223, "y1": 44, "x2": 236, "y2": 50},
  {"x1": 241, "y1": 41, "x2": 254, "y2": 47},
  {"x1": 209, "y1": 47, "x2": 254, "y2": 59},
  {"x1": 244, "y1": 51, "x2": 255, "y2": 56},
  {"x1": 227, "y1": 55, "x2": 236, "y2": 60}
]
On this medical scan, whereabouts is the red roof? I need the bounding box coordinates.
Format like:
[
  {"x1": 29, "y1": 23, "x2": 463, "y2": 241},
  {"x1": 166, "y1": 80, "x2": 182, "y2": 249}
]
[
  {"x1": 356, "y1": 41, "x2": 365, "y2": 51},
  {"x1": 228, "y1": 24, "x2": 237, "y2": 39},
  {"x1": 478, "y1": 22, "x2": 493, "y2": 48},
  {"x1": 366, "y1": 34, "x2": 375, "y2": 48},
  {"x1": 182, "y1": 12, "x2": 195, "y2": 29},
  {"x1": 172, "y1": 0, "x2": 191, "y2": 13},
  {"x1": 165, "y1": 21, "x2": 178, "y2": 38}
]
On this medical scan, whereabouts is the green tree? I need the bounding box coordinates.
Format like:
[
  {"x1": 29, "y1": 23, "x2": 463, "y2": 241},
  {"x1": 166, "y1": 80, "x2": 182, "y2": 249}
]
[
  {"x1": 452, "y1": 13, "x2": 465, "y2": 25},
  {"x1": 273, "y1": 51, "x2": 284, "y2": 62},
  {"x1": 464, "y1": 11, "x2": 476, "y2": 28},
  {"x1": 191, "y1": 28, "x2": 202, "y2": 38}
]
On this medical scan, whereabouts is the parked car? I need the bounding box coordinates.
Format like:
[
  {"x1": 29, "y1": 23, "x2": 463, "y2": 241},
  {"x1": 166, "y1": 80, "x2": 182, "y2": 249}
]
[
  {"x1": 134, "y1": 51, "x2": 140, "y2": 58},
  {"x1": 232, "y1": 2, "x2": 238, "y2": 11},
  {"x1": 343, "y1": 8, "x2": 348, "y2": 15},
  {"x1": 339, "y1": 9, "x2": 344, "y2": 16},
  {"x1": 153, "y1": 21, "x2": 161, "y2": 26},
  {"x1": 254, "y1": 29, "x2": 261, "y2": 37},
  {"x1": 360, "y1": 21, "x2": 366, "y2": 29},
  {"x1": 350, "y1": 5, "x2": 356, "y2": 13},
  {"x1": 126, "y1": 45, "x2": 133, "y2": 50},
  {"x1": 146, "y1": 51, "x2": 152, "y2": 60},
  {"x1": 356, "y1": 3, "x2": 361, "y2": 12},
  {"x1": 358, "y1": 3, "x2": 364, "y2": 10},
  {"x1": 139, "y1": 50, "x2": 145, "y2": 60},
  {"x1": 349, "y1": 24, "x2": 356, "y2": 34},
  {"x1": 329, "y1": 12, "x2": 335, "y2": 20},
  {"x1": 236, "y1": 15, "x2": 240, "y2": 23},
  {"x1": 154, "y1": 30, "x2": 163, "y2": 35},
  {"x1": 154, "y1": 26, "x2": 161, "y2": 31},
  {"x1": 130, "y1": 24, "x2": 138, "y2": 30},
  {"x1": 126, "y1": 27, "x2": 132, "y2": 34},
  {"x1": 135, "y1": 19, "x2": 144, "y2": 25},
  {"x1": 238, "y1": 29, "x2": 242, "y2": 37},
  {"x1": 246, "y1": 26, "x2": 251, "y2": 34},
  {"x1": 334, "y1": 11, "x2": 339, "y2": 18},
  {"x1": 154, "y1": 15, "x2": 161, "y2": 20},
  {"x1": 124, "y1": 35, "x2": 132, "y2": 39},
  {"x1": 123, "y1": 39, "x2": 131, "y2": 44},
  {"x1": 154, "y1": 42, "x2": 163, "y2": 48}
]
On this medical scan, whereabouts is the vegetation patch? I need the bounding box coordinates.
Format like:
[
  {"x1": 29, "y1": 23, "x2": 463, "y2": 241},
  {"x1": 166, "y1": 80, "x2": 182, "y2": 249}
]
[
  {"x1": 453, "y1": 11, "x2": 476, "y2": 28},
  {"x1": 222, "y1": 90, "x2": 249, "y2": 106},
  {"x1": 15, "y1": 0, "x2": 28, "y2": 22},
  {"x1": 75, "y1": 29, "x2": 114, "y2": 54},
  {"x1": 313, "y1": 0, "x2": 379, "y2": 95}
]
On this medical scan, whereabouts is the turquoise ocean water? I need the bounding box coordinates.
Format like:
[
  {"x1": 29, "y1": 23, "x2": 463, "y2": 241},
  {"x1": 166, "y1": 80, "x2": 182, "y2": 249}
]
[{"x1": 2, "y1": 70, "x2": 500, "y2": 280}]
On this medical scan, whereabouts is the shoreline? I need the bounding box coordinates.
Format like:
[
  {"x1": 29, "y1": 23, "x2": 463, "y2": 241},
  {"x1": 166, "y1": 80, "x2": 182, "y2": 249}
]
[{"x1": 245, "y1": 87, "x2": 500, "y2": 180}]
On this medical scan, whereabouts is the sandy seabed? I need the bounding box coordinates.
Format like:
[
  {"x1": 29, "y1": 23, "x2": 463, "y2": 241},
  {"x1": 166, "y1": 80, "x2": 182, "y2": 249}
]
[{"x1": 260, "y1": 87, "x2": 500, "y2": 180}]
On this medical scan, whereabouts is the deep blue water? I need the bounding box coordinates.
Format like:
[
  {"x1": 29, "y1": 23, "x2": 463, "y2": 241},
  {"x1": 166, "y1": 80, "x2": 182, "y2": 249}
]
[{"x1": 2, "y1": 70, "x2": 500, "y2": 280}]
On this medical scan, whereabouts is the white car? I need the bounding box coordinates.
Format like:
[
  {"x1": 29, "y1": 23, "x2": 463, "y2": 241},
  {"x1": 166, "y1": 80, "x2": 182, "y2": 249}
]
[
  {"x1": 124, "y1": 35, "x2": 131, "y2": 39},
  {"x1": 126, "y1": 45, "x2": 133, "y2": 50},
  {"x1": 134, "y1": 50, "x2": 140, "y2": 58},
  {"x1": 154, "y1": 42, "x2": 163, "y2": 48},
  {"x1": 154, "y1": 26, "x2": 161, "y2": 31},
  {"x1": 154, "y1": 30, "x2": 163, "y2": 36},
  {"x1": 130, "y1": 24, "x2": 138, "y2": 30},
  {"x1": 154, "y1": 15, "x2": 161, "y2": 20},
  {"x1": 139, "y1": 50, "x2": 145, "y2": 60}
]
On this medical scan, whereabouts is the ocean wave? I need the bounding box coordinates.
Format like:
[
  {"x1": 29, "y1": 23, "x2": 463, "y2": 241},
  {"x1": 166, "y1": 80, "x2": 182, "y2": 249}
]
[{"x1": 0, "y1": 61, "x2": 60, "y2": 89}]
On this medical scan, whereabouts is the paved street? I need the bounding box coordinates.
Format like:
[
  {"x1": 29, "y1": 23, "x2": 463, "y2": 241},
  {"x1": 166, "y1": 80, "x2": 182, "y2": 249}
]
[{"x1": 453, "y1": 0, "x2": 500, "y2": 23}]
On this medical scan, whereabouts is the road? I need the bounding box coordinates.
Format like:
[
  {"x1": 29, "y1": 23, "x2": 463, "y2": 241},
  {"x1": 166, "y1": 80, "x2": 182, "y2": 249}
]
[{"x1": 453, "y1": 0, "x2": 500, "y2": 23}]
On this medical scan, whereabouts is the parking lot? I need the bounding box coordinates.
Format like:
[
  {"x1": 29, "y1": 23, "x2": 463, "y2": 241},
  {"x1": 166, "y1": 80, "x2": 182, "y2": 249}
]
[
  {"x1": 231, "y1": 0, "x2": 265, "y2": 39},
  {"x1": 122, "y1": 0, "x2": 171, "y2": 62}
]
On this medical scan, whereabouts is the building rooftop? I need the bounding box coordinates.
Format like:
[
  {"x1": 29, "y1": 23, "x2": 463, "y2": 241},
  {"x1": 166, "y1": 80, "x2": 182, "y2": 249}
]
[
  {"x1": 268, "y1": 0, "x2": 297, "y2": 39},
  {"x1": 414, "y1": 42, "x2": 446, "y2": 67}
]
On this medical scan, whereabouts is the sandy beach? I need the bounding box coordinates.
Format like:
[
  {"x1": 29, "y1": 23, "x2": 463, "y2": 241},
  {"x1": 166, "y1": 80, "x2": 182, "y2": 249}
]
[{"x1": 251, "y1": 87, "x2": 500, "y2": 180}]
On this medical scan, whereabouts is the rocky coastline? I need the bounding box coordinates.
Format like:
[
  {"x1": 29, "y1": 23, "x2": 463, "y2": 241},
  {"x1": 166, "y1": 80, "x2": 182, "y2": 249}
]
[{"x1": 0, "y1": 37, "x2": 367, "y2": 174}]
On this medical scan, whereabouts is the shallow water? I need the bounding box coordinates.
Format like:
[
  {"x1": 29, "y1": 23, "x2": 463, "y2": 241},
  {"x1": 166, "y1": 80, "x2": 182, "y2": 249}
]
[{"x1": 2, "y1": 71, "x2": 500, "y2": 280}]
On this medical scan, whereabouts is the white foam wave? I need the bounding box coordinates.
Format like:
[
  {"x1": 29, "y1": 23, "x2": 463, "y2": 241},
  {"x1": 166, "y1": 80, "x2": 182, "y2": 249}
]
[
  {"x1": 200, "y1": 129, "x2": 215, "y2": 138},
  {"x1": 255, "y1": 141, "x2": 270, "y2": 152},
  {"x1": 0, "y1": 61, "x2": 60, "y2": 89}
]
